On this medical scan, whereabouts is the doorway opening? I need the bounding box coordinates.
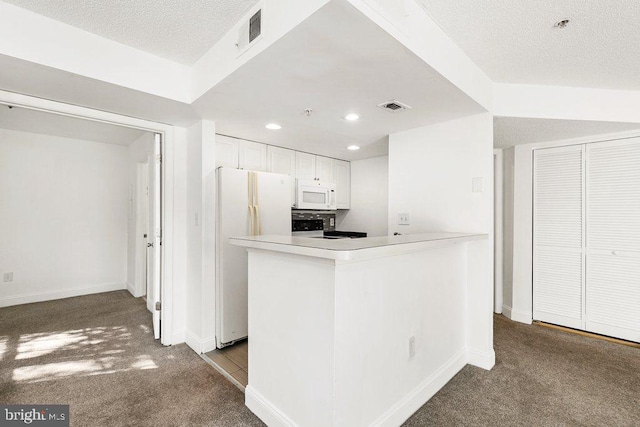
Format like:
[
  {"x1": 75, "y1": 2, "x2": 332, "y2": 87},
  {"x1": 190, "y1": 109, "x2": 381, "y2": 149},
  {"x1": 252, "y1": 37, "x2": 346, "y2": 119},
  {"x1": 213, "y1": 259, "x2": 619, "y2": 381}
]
[{"x1": 0, "y1": 103, "x2": 164, "y2": 341}]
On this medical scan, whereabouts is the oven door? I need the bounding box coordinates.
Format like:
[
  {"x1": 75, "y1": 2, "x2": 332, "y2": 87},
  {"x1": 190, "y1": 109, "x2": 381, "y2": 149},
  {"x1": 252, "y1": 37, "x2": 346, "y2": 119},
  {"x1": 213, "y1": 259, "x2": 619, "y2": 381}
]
[{"x1": 295, "y1": 180, "x2": 336, "y2": 210}]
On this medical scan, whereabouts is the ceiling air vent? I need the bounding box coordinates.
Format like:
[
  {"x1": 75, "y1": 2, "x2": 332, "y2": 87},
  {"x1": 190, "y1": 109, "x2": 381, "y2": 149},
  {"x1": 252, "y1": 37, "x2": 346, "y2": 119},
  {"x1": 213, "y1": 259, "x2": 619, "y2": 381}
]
[
  {"x1": 377, "y1": 100, "x2": 412, "y2": 113},
  {"x1": 237, "y1": 5, "x2": 263, "y2": 56}
]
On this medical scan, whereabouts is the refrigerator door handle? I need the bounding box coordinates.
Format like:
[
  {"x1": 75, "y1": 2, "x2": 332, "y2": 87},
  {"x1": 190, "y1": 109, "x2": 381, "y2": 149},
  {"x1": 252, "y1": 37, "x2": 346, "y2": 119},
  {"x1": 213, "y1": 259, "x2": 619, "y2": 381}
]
[
  {"x1": 253, "y1": 172, "x2": 262, "y2": 236},
  {"x1": 248, "y1": 171, "x2": 255, "y2": 235}
]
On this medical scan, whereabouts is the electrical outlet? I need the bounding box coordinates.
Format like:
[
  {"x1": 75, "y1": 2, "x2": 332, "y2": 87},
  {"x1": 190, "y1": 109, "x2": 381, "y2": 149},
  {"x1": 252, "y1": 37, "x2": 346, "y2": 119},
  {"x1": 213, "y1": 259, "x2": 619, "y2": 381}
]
[
  {"x1": 330, "y1": 218, "x2": 335, "y2": 227},
  {"x1": 409, "y1": 336, "x2": 416, "y2": 358},
  {"x1": 398, "y1": 212, "x2": 410, "y2": 225},
  {"x1": 3, "y1": 272, "x2": 13, "y2": 282}
]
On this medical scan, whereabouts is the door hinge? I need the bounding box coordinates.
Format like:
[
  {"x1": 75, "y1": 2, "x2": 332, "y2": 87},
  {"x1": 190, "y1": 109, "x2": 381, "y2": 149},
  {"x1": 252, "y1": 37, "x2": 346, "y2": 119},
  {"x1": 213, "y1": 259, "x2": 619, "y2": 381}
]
[
  {"x1": 156, "y1": 154, "x2": 162, "y2": 163},
  {"x1": 155, "y1": 301, "x2": 161, "y2": 311}
]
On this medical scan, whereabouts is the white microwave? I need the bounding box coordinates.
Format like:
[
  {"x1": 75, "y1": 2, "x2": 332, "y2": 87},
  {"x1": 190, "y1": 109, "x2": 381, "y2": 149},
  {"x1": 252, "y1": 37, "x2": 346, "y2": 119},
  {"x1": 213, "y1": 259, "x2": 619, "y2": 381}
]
[{"x1": 295, "y1": 179, "x2": 336, "y2": 210}]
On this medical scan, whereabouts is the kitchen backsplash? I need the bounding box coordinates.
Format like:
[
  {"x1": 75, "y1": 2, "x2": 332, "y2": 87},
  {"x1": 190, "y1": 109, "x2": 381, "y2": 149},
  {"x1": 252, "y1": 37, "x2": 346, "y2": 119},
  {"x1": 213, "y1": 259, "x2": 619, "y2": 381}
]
[{"x1": 291, "y1": 211, "x2": 336, "y2": 231}]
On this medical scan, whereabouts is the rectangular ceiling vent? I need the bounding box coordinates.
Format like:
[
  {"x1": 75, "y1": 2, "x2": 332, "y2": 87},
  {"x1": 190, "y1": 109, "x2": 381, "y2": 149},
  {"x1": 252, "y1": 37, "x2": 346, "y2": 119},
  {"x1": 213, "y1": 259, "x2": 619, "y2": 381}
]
[
  {"x1": 237, "y1": 6, "x2": 263, "y2": 57},
  {"x1": 377, "y1": 100, "x2": 412, "y2": 113}
]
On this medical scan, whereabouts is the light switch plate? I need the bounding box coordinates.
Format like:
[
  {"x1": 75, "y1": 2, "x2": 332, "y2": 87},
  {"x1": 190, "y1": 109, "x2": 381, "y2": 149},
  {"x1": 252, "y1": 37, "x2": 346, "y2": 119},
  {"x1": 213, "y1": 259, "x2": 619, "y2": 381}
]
[
  {"x1": 3, "y1": 272, "x2": 13, "y2": 282},
  {"x1": 398, "y1": 212, "x2": 410, "y2": 225}
]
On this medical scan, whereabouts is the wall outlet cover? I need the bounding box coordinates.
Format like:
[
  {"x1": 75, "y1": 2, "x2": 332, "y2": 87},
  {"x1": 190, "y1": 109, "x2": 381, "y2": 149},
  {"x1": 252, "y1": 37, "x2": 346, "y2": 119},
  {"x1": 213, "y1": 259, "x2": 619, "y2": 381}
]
[
  {"x1": 409, "y1": 336, "x2": 416, "y2": 358},
  {"x1": 398, "y1": 212, "x2": 410, "y2": 225}
]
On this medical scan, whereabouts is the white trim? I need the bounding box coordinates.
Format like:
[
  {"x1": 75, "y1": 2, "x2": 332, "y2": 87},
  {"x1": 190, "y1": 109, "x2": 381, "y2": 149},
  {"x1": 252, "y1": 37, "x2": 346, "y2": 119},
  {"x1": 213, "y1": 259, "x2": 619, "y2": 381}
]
[
  {"x1": 467, "y1": 347, "x2": 495, "y2": 370},
  {"x1": 201, "y1": 336, "x2": 217, "y2": 353},
  {"x1": 493, "y1": 149, "x2": 503, "y2": 314},
  {"x1": 126, "y1": 282, "x2": 137, "y2": 297},
  {"x1": 184, "y1": 330, "x2": 217, "y2": 354},
  {"x1": 185, "y1": 330, "x2": 203, "y2": 354},
  {"x1": 245, "y1": 386, "x2": 297, "y2": 427},
  {"x1": 371, "y1": 348, "x2": 467, "y2": 427},
  {"x1": 513, "y1": 128, "x2": 640, "y2": 151},
  {"x1": 0, "y1": 282, "x2": 126, "y2": 308},
  {"x1": 171, "y1": 329, "x2": 186, "y2": 345},
  {"x1": 502, "y1": 305, "x2": 532, "y2": 325},
  {"x1": 0, "y1": 89, "x2": 176, "y2": 346}
]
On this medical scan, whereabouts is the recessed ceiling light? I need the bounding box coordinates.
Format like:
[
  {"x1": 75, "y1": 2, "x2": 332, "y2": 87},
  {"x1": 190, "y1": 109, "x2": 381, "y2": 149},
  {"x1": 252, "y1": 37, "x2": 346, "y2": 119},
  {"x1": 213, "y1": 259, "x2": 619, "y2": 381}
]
[
  {"x1": 344, "y1": 113, "x2": 360, "y2": 121},
  {"x1": 347, "y1": 145, "x2": 360, "y2": 151},
  {"x1": 265, "y1": 123, "x2": 281, "y2": 130}
]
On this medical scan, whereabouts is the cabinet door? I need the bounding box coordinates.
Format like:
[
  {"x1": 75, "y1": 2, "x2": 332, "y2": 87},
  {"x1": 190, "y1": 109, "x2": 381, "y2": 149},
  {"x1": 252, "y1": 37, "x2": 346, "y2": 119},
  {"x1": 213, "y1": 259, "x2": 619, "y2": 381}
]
[
  {"x1": 533, "y1": 145, "x2": 584, "y2": 330},
  {"x1": 585, "y1": 138, "x2": 640, "y2": 342},
  {"x1": 316, "y1": 156, "x2": 336, "y2": 183},
  {"x1": 215, "y1": 135, "x2": 239, "y2": 169},
  {"x1": 295, "y1": 152, "x2": 316, "y2": 181},
  {"x1": 239, "y1": 139, "x2": 267, "y2": 171},
  {"x1": 335, "y1": 160, "x2": 350, "y2": 209},
  {"x1": 267, "y1": 146, "x2": 296, "y2": 207}
]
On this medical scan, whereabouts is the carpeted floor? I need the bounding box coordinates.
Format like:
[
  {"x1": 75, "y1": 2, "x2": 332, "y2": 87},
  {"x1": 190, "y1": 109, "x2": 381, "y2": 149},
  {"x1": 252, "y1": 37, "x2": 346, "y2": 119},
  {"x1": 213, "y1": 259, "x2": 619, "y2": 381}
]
[
  {"x1": 405, "y1": 315, "x2": 640, "y2": 426},
  {"x1": 1, "y1": 291, "x2": 638, "y2": 426},
  {"x1": 0, "y1": 291, "x2": 262, "y2": 426}
]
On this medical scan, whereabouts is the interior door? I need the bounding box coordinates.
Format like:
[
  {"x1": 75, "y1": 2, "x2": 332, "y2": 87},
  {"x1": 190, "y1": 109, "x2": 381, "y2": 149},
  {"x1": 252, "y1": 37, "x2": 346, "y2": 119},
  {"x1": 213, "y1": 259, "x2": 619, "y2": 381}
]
[
  {"x1": 533, "y1": 145, "x2": 585, "y2": 329},
  {"x1": 151, "y1": 133, "x2": 162, "y2": 340},
  {"x1": 585, "y1": 138, "x2": 640, "y2": 342}
]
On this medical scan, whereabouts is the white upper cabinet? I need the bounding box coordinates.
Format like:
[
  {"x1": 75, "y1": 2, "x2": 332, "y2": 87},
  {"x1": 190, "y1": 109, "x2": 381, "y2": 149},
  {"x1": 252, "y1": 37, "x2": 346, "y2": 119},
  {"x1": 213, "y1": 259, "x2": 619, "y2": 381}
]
[
  {"x1": 316, "y1": 156, "x2": 336, "y2": 183},
  {"x1": 267, "y1": 146, "x2": 296, "y2": 207},
  {"x1": 215, "y1": 135, "x2": 239, "y2": 169},
  {"x1": 335, "y1": 160, "x2": 350, "y2": 209},
  {"x1": 218, "y1": 135, "x2": 350, "y2": 209},
  {"x1": 296, "y1": 153, "x2": 337, "y2": 182},
  {"x1": 238, "y1": 139, "x2": 267, "y2": 171},
  {"x1": 295, "y1": 152, "x2": 317, "y2": 181}
]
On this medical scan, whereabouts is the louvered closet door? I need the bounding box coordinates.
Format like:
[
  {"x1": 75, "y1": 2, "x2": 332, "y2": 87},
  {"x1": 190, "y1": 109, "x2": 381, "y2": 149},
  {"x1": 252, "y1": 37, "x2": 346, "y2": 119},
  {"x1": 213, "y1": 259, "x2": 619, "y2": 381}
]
[
  {"x1": 586, "y1": 138, "x2": 640, "y2": 342},
  {"x1": 533, "y1": 145, "x2": 584, "y2": 329}
]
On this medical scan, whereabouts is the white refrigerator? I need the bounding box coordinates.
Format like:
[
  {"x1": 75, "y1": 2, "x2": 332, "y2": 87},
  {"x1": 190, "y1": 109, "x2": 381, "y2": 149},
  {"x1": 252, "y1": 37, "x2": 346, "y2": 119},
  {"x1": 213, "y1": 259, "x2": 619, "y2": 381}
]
[{"x1": 216, "y1": 167, "x2": 291, "y2": 348}]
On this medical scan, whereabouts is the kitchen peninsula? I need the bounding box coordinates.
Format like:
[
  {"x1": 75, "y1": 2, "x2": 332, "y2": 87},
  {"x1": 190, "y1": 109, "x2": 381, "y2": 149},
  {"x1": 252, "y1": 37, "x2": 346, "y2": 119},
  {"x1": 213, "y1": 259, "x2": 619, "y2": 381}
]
[{"x1": 230, "y1": 232, "x2": 492, "y2": 427}]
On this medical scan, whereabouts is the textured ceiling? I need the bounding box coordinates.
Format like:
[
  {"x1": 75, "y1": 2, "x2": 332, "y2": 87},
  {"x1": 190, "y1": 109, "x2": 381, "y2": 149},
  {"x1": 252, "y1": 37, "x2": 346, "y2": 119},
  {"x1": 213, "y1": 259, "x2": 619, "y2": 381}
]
[
  {"x1": 417, "y1": 0, "x2": 640, "y2": 91},
  {"x1": 494, "y1": 117, "x2": 640, "y2": 149},
  {"x1": 2, "y1": 0, "x2": 258, "y2": 64},
  {"x1": 0, "y1": 104, "x2": 147, "y2": 145}
]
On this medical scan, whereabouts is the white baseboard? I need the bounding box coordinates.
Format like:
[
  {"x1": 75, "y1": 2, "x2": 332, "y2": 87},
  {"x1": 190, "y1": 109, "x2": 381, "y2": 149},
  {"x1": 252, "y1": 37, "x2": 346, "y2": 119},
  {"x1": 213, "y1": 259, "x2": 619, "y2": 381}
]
[
  {"x1": 371, "y1": 348, "x2": 467, "y2": 427},
  {"x1": 245, "y1": 386, "x2": 297, "y2": 427},
  {"x1": 502, "y1": 305, "x2": 533, "y2": 324},
  {"x1": 0, "y1": 282, "x2": 126, "y2": 308},
  {"x1": 201, "y1": 336, "x2": 217, "y2": 353},
  {"x1": 126, "y1": 281, "x2": 145, "y2": 298},
  {"x1": 126, "y1": 282, "x2": 136, "y2": 297},
  {"x1": 467, "y1": 347, "x2": 495, "y2": 370},
  {"x1": 171, "y1": 329, "x2": 186, "y2": 345},
  {"x1": 185, "y1": 330, "x2": 217, "y2": 354}
]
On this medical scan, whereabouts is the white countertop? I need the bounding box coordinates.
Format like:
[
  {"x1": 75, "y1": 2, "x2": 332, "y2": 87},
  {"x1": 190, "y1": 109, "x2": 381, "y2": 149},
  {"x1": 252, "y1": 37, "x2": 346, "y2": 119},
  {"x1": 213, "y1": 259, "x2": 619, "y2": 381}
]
[{"x1": 230, "y1": 232, "x2": 487, "y2": 261}]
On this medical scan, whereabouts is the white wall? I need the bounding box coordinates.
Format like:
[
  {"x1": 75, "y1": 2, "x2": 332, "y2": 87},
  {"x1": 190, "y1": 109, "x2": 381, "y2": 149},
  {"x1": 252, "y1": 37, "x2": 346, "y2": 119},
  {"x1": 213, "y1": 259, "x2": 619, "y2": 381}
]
[
  {"x1": 0, "y1": 128, "x2": 129, "y2": 307},
  {"x1": 501, "y1": 147, "x2": 515, "y2": 313},
  {"x1": 169, "y1": 127, "x2": 188, "y2": 344},
  {"x1": 185, "y1": 120, "x2": 217, "y2": 353},
  {"x1": 335, "y1": 155, "x2": 388, "y2": 237},
  {"x1": 388, "y1": 113, "x2": 495, "y2": 368}
]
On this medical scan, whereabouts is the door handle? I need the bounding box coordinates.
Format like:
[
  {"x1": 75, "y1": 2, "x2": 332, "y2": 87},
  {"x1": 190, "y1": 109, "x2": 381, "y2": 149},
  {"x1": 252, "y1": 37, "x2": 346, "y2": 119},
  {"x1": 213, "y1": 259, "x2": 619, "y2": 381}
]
[{"x1": 147, "y1": 243, "x2": 153, "y2": 248}]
